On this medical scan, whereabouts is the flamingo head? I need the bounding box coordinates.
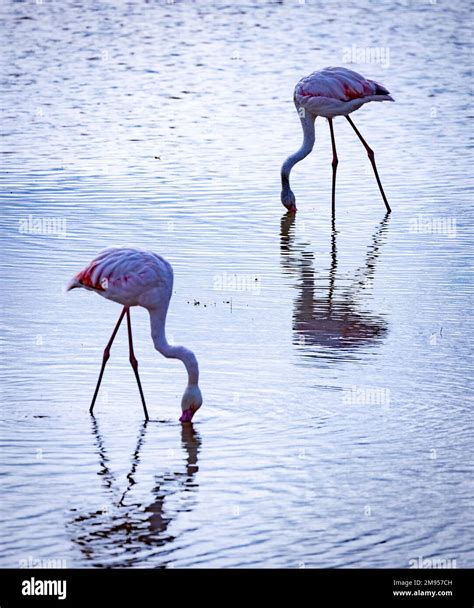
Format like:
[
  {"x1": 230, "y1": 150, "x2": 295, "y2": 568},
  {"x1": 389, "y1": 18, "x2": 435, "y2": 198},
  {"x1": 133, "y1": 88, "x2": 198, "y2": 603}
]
[
  {"x1": 281, "y1": 186, "x2": 297, "y2": 213},
  {"x1": 179, "y1": 385, "x2": 203, "y2": 423}
]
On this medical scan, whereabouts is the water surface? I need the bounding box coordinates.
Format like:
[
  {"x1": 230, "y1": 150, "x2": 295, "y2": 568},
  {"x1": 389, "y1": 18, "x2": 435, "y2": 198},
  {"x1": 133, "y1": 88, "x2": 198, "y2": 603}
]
[{"x1": 1, "y1": 0, "x2": 472, "y2": 568}]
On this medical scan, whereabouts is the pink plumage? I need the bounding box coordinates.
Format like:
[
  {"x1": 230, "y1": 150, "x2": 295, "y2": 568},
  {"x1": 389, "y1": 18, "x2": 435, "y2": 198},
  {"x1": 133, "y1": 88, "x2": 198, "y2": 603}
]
[
  {"x1": 68, "y1": 247, "x2": 173, "y2": 308},
  {"x1": 294, "y1": 67, "x2": 393, "y2": 117}
]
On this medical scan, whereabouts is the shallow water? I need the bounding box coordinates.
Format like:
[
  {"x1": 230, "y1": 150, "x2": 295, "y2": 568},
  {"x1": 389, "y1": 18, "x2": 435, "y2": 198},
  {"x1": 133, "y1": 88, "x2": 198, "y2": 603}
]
[{"x1": 1, "y1": 0, "x2": 472, "y2": 568}]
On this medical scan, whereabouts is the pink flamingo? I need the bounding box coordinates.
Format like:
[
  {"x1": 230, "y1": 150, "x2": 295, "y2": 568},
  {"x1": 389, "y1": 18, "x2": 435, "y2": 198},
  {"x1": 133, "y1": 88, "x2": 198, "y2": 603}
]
[
  {"x1": 67, "y1": 247, "x2": 202, "y2": 423},
  {"x1": 281, "y1": 67, "x2": 394, "y2": 214}
]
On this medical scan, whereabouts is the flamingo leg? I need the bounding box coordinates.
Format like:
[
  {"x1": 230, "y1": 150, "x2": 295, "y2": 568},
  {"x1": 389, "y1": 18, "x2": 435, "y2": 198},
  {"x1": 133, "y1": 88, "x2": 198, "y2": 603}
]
[
  {"x1": 126, "y1": 308, "x2": 149, "y2": 421},
  {"x1": 328, "y1": 118, "x2": 338, "y2": 217},
  {"x1": 345, "y1": 115, "x2": 391, "y2": 213},
  {"x1": 90, "y1": 306, "x2": 127, "y2": 414}
]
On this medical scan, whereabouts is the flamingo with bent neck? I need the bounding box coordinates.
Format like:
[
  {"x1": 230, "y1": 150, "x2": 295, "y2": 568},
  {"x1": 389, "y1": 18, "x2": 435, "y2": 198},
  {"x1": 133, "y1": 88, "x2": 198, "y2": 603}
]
[
  {"x1": 281, "y1": 66, "x2": 394, "y2": 214},
  {"x1": 67, "y1": 247, "x2": 202, "y2": 422}
]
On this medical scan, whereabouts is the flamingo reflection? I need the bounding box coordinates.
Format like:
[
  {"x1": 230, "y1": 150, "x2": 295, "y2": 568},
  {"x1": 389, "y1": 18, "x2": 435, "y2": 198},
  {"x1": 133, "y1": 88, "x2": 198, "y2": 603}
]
[
  {"x1": 280, "y1": 213, "x2": 390, "y2": 358},
  {"x1": 68, "y1": 418, "x2": 201, "y2": 566}
]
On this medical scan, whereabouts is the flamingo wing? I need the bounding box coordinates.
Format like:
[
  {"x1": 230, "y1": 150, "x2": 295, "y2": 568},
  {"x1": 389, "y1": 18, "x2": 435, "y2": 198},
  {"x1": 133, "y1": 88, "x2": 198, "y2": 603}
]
[{"x1": 295, "y1": 67, "x2": 392, "y2": 112}]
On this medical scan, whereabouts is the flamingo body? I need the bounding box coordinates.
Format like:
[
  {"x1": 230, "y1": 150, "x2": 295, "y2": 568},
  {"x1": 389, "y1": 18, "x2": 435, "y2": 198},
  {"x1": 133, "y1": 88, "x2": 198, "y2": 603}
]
[
  {"x1": 294, "y1": 67, "x2": 393, "y2": 118},
  {"x1": 68, "y1": 247, "x2": 173, "y2": 309},
  {"x1": 68, "y1": 247, "x2": 202, "y2": 422}
]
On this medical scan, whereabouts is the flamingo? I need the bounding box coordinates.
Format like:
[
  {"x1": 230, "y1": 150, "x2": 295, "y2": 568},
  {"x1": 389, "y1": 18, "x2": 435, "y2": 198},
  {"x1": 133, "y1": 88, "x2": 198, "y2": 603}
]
[
  {"x1": 67, "y1": 247, "x2": 202, "y2": 423},
  {"x1": 280, "y1": 67, "x2": 394, "y2": 214}
]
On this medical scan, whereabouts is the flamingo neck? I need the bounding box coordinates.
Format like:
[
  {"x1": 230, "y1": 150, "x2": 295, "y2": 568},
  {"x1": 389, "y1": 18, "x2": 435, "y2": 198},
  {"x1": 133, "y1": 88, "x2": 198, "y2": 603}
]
[
  {"x1": 148, "y1": 307, "x2": 199, "y2": 386},
  {"x1": 281, "y1": 114, "x2": 316, "y2": 184}
]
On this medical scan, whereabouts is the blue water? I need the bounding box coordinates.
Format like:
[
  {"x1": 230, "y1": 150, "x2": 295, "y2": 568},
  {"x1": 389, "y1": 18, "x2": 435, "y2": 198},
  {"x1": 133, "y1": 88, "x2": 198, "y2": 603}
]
[{"x1": 1, "y1": 0, "x2": 472, "y2": 568}]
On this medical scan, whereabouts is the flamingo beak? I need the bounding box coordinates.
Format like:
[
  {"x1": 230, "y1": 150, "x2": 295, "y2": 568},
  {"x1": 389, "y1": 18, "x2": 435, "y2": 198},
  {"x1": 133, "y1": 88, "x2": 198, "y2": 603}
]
[{"x1": 179, "y1": 408, "x2": 195, "y2": 423}]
